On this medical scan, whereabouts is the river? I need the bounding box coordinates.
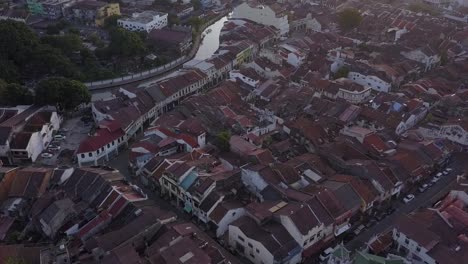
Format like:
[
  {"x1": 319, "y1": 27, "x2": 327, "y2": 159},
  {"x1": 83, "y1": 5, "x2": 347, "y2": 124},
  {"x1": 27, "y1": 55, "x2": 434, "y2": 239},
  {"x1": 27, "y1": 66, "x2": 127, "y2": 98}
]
[{"x1": 192, "y1": 15, "x2": 229, "y2": 61}]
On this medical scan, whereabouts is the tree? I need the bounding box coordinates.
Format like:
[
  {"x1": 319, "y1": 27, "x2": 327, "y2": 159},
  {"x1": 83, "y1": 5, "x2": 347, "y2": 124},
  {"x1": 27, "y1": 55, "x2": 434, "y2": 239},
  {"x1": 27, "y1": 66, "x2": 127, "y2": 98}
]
[
  {"x1": 108, "y1": 28, "x2": 146, "y2": 57},
  {"x1": 0, "y1": 82, "x2": 34, "y2": 106},
  {"x1": 41, "y1": 34, "x2": 83, "y2": 56},
  {"x1": 168, "y1": 14, "x2": 181, "y2": 26},
  {"x1": 191, "y1": 0, "x2": 202, "y2": 10},
  {"x1": 104, "y1": 14, "x2": 122, "y2": 29},
  {"x1": 188, "y1": 17, "x2": 204, "y2": 32},
  {"x1": 5, "y1": 257, "x2": 25, "y2": 264},
  {"x1": 35, "y1": 77, "x2": 91, "y2": 111},
  {"x1": 338, "y1": 8, "x2": 362, "y2": 31},
  {"x1": 215, "y1": 131, "x2": 231, "y2": 152},
  {"x1": 334, "y1": 66, "x2": 349, "y2": 79}
]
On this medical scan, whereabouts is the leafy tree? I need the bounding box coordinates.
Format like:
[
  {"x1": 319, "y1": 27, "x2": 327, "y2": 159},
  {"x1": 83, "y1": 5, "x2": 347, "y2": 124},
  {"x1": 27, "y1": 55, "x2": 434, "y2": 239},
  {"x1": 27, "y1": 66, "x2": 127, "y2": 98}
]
[
  {"x1": 104, "y1": 14, "x2": 122, "y2": 29},
  {"x1": 108, "y1": 28, "x2": 146, "y2": 57},
  {"x1": 41, "y1": 34, "x2": 83, "y2": 56},
  {"x1": 334, "y1": 66, "x2": 349, "y2": 79},
  {"x1": 35, "y1": 77, "x2": 91, "y2": 111},
  {"x1": 191, "y1": 0, "x2": 202, "y2": 10},
  {"x1": 0, "y1": 83, "x2": 34, "y2": 106},
  {"x1": 188, "y1": 17, "x2": 204, "y2": 32},
  {"x1": 30, "y1": 44, "x2": 81, "y2": 79},
  {"x1": 168, "y1": 14, "x2": 181, "y2": 26},
  {"x1": 338, "y1": 8, "x2": 362, "y2": 31},
  {"x1": 215, "y1": 131, "x2": 231, "y2": 152},
  {"x1": 0, "y1": 59, "x2": 19, "y2": 83},
  {"x1": 5, "y1": 257, "x2": 25, "y2": 264},
  {"x1": 0, "y1": 20, "x2": 39, "y2": 68}
]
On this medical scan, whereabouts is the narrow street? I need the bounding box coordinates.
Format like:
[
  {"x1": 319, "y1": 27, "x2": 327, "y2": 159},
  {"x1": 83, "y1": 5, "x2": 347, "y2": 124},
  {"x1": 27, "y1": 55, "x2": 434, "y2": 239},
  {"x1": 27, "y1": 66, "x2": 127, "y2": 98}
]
[{"x1": 345, "y1": 153, "x2": 467, "y2": 251}]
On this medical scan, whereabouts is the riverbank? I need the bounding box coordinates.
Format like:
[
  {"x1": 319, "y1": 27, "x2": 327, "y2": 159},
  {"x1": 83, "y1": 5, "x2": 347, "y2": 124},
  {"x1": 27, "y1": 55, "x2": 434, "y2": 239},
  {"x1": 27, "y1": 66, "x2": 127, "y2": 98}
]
[{"x1": 86, "y1": 10, "x2": 231, "y2": 91}]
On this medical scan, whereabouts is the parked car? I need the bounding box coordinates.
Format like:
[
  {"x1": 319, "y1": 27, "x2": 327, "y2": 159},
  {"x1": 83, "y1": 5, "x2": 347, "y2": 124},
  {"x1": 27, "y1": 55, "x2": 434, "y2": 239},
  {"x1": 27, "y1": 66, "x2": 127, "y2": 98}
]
[
  {"x1": 418, "y1": 183, "x2": 429, "y2": 193},
  {"x1": 386, "y1": 207, "x2": 396, "y2": 215},
  {"x1": 41, "y1": 152, "x2": 53, "y2": 158},
  {"x1": 442, "y1": 170, "x2": 449, "y2": 175},
  {"x1": 403, "y1": 194, "x2": 415, "y2": 203},
  {"x1": 445, "y1": 168, "x2": 453, "y2": 172},
  {"x1": 48, "y1": 146, "x2": 61, "y2": 151},
  {"x1": 353, "y1": 224, "x2": 365, "y2": 235},
  {"x1": 54, "y1": 135, "x2": 66, "y2": 140},
  {"x1": 365, "y1": 219, "x2": 376, "y2": 228},
  {"x1": 436, "y1": 172, "x2": 443, "y2": 178},
  {"x1": 375, "y1": 213, "x2": 385, "y2": 221},
  {"x1": 431, "y1": 176, "x2": 440, "y2": 183},
  {"x1": 319, "y1": 247, "x2": 334, "y2": 262}
]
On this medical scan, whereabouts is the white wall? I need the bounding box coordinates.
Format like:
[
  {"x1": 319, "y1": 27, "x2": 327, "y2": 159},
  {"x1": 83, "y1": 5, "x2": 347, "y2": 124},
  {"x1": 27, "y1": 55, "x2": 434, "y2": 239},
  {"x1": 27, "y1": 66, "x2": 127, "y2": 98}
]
[
  {"x1": 392, "y1": 229, "x2": 435, "y2": 264},
  {"x1": 215, "y1": 207, "x2": 246, "y2": 237},
  {"x1": 229, "y1": 225, "x2": 275, "y2": 264},
  {"x1": 348, "y1": 72, "x2": 391, "y2": 93},
  {"x1": 233, "y1": 3, "x2": 290, "y2": 35}
]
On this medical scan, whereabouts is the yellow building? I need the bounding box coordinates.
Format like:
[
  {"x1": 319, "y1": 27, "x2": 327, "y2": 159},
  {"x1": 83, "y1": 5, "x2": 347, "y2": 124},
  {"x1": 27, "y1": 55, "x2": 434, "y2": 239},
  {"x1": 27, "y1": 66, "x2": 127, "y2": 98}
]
[{"x1": 70, "y1": 1, "x2": 120, "y2": 27}]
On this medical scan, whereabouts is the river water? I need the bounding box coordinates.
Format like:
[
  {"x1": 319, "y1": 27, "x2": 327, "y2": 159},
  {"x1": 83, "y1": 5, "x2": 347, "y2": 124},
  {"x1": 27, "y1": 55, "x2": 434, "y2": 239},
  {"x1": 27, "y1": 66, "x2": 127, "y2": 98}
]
[{"x1": 192, "y1": 16, "x2": 229, "y2": 61}]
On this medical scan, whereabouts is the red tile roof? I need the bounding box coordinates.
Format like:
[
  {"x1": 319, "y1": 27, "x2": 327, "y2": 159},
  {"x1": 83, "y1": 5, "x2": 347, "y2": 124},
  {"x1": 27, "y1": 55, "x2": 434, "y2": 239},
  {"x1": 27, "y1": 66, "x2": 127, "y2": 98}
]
[{"x1": 77, "y1": 124, "x2": 125, "y2": 154}]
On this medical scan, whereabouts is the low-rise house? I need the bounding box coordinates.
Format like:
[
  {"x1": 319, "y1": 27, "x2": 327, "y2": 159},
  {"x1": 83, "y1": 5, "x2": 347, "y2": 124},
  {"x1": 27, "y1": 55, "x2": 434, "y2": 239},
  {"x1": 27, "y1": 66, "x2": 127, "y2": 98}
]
[
  {"x1": 228, "y1": 216, "x2": 302, "y2": 264},
  {"x1": 209, "y1": 201, "x2": 245, "y2": 237},
  {"x1": 348, "y1": 71, "x2": 392, "y2": 93},
  {"x1": 401, "y1": 45, "x2": 440, "y2": 72},
  {"x1": 232, "y1": 2, "x2": 290, "y2": 36},
  {"x1": 42, "y1": 0, "x2": 76, "y2": 19},
  {"x1": 0, "y1": 106, "x2": 61, "y2": 164},
  {"x1": 419, "y1": 120, "x2": 468, "y2": 146},
  {"x1": 391, "y1": 190, "x2": 468, "y2": 264},
  {"x1": 118, "y1": 11, "x2": 167, "y2": 32},
  {"x1": 38, "y1": 198, "x2": 76, "y2": 238},
  {"x1": 76, "y1": 120, "x2": 126, "y2": 166},
  {"x1": 149, "y1": 25, "x2": 193, "y2": 53},
  {"x1": 147, "y1": 221, "x2": 238, "y2": 264},
  {"x1": 69, "y1": 0, "x2": 120, "y2": 26}
]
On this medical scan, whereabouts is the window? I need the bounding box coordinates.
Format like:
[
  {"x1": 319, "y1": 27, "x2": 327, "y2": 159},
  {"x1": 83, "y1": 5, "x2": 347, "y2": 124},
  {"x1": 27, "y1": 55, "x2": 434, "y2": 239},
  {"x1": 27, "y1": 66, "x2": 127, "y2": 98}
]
[
  {"x1": 250, "y1": 253, "x2": 254, "y2": 258},
  {"x1": 405, "y1": 238, "x2": 409, "y2": 245},
  {"x1": 248, "y1": 243, "x2": 253, "y2": 248},
  {"x1": 89, "y1": 153, "x2": 92, "y2": 157},
  {"x1": 238, "y1": 236, "x2": 245, "y2": 242},
  {"x1": 97, "y1": 149, "x2": 100, "y2": 154},
  {"x1": 256, "y1": 249, "x2": 259, "y2": 253},
  {"x1": 107, "y1": 144, "x2": 110, "y2": 148},
  {"x1": 416, "y1": 246, "x2": 421, "y2": 252},
  {"x1": 81, "y1": 154, "x2": 85, "y2": 158},
  {"x1": 112, "y1": 141, "x2": 115, "y2": 146},
  {"x1": 396, "y1": 232, "x2": 400, "y2": 238}
]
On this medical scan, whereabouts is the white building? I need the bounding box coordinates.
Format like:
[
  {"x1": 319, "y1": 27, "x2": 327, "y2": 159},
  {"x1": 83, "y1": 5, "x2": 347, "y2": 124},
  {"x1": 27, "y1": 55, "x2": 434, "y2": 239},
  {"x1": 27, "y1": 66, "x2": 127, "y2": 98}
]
[
  {"x1": 118, "y1": 11, "x2": 168, "y2": 32},
  {"x1": 347, "y1": 72, "x2": 391, "y2": 93},
  {"x1": 232, "y1": 2, "x2": 290, "y2": 36},
  {"x1": 229, "y1": 216, "x2": 303, "y2": 264},
  {"x1": 419, "y1": 121, "x2": 468, "y2": 146},
  {"x1": 76, "y1": 120, "x2": 127, "y2": 166}
]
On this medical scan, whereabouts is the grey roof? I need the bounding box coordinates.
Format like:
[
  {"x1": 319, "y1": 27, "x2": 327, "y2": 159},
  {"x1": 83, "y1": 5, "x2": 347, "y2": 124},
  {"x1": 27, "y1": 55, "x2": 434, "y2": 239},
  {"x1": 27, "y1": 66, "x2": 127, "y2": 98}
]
[{"x1": 145, "y1": 86, "x2": 167, "y2": 102}]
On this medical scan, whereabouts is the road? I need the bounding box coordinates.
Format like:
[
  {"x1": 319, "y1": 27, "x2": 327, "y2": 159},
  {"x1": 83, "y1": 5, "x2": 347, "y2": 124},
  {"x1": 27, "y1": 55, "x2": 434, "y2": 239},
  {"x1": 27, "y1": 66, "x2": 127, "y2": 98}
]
[{"x1": 345, "y1": 152, "x2": 467, "y2": 251}]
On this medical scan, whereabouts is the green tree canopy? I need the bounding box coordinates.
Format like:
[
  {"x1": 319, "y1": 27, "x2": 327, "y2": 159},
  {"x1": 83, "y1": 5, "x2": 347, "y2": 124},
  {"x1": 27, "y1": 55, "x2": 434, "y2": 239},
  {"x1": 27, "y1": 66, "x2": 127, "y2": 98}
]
[
  {"x1": 191, "y1": 0, "x2": 202, "y2": 10},
  {"x1": 108, "y1": 28, "x2": 146, "y2": 57},
  {"x1": 104, "y1": 14, "x2": 122, "y2": 29},
  {"x1": 41, "y1": 34, "x2": 83, "y2": 56},
  {"x1": 5, "y1": 257, "x2": 25, "y2": 264},
  {"x1": 334, "y1": 66, "x2": 350, "y2": 79},
  {"x1": 215, "y1": 131, "x2": 231, "y2": 152},
  {"x1": 338, "y1": 8, "x2": 362, "y2": 31},
  {"x1": 0, "y1": 82, "x2": 34, "y2": 106},
  {"x1": 35, "y1": 77, "x2": 91, "y2": 111}
]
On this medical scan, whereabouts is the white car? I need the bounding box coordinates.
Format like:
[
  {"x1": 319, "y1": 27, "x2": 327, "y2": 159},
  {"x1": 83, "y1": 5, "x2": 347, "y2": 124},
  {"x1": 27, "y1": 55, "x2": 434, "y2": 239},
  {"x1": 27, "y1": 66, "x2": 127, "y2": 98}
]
[
  {"x1": 418, "y1": 184, "x2": 429, "y2": 193},
  {"x1": 431, "y1": 176, "x2": 440, "y2": 183},
  {"x1": 436, "y1": 172, "x2": 443, "y2": 177},
  {"x1": 41, "y1": 153, "x2": 53, "y2": 158},
  {"x1": 403, "y1": 194, "x2": 415, "y2": 204},
  {"x1": 54, "y1": 135, "x2": 66, "y2": 140},
  {"x1": 446, "y1": 168, "x2": 453, "y2": 172}
]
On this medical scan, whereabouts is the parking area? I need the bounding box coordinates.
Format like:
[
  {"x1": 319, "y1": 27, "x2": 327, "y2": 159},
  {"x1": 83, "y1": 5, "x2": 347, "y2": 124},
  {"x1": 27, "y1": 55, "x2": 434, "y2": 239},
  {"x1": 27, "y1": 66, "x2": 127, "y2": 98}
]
[{"x1": 38, "y1": 117, "x2": 92, "y2": 166}]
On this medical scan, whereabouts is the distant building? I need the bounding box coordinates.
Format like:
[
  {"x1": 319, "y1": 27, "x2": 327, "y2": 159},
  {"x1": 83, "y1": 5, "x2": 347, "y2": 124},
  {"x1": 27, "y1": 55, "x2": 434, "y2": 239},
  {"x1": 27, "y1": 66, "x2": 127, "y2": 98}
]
[
  {"x1": 69, "y1": 0, "x2": 120, "y2": 26},
  {"x1": 118, "y1": 11, "x2": 168, "y2": 32},
  {"x1": 148, "y1": 25, "x2": 193, "y2": 53},
  {"x1": 232, "y1": 2, "x2": 289, "y2": 36}
]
